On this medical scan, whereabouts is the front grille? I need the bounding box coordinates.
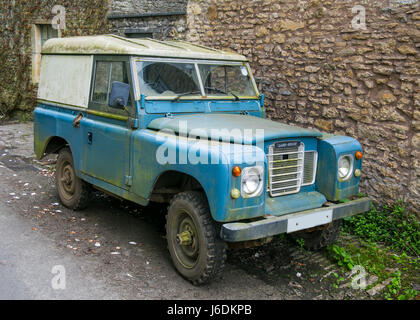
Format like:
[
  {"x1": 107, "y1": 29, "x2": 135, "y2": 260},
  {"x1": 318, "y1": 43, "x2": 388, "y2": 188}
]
[
  {"x1": 302, "y1": 151, "x2": 318, "y2": 185},
  {"x1": 267, "y1": 142, "x2": 305, "y2": 197},
  {"x1": 267, "y1": 142, "x2": 318, "y2": 197}
]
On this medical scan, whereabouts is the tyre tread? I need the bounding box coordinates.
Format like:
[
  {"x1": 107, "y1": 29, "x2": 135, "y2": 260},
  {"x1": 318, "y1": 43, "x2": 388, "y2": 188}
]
[
  {"x1": 166, "y1": 191, "x2": 227, "y2": 285},
  {"x1": 56, "y1": 147, "x2": 91, "y2": 210}
]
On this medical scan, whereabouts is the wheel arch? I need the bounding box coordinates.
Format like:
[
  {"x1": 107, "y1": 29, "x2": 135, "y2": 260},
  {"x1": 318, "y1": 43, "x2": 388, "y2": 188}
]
[
  {"x1": 41, "y1": 136, "x2": 70, "y2": 158},
  {"x1": 149, "y1": 170, "x2": 209, "y2": 205}
]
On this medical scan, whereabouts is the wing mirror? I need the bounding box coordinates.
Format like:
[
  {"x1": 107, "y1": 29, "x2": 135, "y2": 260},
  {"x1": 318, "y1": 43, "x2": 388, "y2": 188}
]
[{"x1": 109, "y1": 81, "x2": 130, "y2": 109}]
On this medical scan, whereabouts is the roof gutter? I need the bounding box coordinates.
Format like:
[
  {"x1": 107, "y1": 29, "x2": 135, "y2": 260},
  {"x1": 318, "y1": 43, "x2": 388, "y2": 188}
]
[{"x1": 107, "y1": 12, "x2": 186, "y2": 20}]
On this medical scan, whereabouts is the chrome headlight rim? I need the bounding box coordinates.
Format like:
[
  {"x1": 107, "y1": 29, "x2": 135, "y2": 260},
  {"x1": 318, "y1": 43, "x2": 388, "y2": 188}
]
[
  {"x1": 241, "y1": 166, "x2": 264, "y2": 198},
  {"x1": 337, "y1": 154, "x2": 354, "y2": 182}
]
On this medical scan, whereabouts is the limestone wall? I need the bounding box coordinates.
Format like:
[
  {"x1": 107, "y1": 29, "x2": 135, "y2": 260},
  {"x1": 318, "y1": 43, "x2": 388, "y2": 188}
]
[
  {"x1": 111, "y1": 0, "x2": 187, "y2": 15},
  {"x1": 1, "y1": 0, "x2": 418, "y2": 213},
  {"x1": 186, "y1": 0, "x2": 420, "y2": 213},
  {"x1": 108, "y1": 0, "x2": 188, "y2": 41}
]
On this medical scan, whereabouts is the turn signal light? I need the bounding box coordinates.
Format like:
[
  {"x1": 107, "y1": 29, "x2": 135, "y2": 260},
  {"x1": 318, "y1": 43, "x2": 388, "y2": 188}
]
[
  {"x1": 232, "y1": 166, "x2": 242, "y2": 177},
  {"x1": 355, "y1": 151, "x2": 363, "y2": 160}
]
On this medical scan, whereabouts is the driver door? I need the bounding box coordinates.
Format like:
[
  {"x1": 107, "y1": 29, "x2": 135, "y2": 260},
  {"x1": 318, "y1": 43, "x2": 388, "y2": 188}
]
[{"x1": 82, "y1": 56, "x2": 135, "y2": 190}]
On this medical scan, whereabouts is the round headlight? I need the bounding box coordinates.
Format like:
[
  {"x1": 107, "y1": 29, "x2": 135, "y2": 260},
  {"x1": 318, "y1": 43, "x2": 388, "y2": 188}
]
[
  {"x1": 241, "y1": 166, "x2": 264, "y2": 198},
  {"x1": 338, "y1": 155, "x2": 353, "y2": 181},
  {"x1": 243, "y1": 174, "x2": 260, "y2": 194}
]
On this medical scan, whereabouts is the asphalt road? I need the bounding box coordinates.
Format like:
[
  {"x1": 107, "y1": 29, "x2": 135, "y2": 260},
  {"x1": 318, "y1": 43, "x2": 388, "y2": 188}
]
[
  {"x1": 0, "y1": 122, "x2": 370, "y2": 300},
  {"x1": 0, "y1": 200, "x2": 121, "y2": 299}
]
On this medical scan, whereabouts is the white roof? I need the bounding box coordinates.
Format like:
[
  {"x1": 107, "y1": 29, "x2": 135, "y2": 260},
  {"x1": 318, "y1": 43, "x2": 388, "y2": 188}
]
[{"x1": 42, "y1": 35, "x2": 248, "y2": 62}]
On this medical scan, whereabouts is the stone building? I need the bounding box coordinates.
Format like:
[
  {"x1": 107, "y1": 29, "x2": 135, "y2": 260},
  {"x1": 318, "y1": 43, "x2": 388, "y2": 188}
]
[
  {"x1": 109, "y1": 0, "x2": 188, "y2": 39},
  {"x1": 0, "y1": 0, "x2": 418, "y2": 213},
  {"x1": 0, "y1": 0, "x2": 188, "y2": 121},
  {"x1": 0, "y1": 0, "x2": 110, "y2": 119}
]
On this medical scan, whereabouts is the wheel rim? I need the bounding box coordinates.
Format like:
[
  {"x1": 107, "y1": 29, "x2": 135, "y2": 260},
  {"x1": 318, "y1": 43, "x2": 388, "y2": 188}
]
[
  {"x1": 58, "y1": 161, "x2": 76, "y2": 201},
  {"x1": 172, "y1": 210, "x2": 200, "y2": 269}
]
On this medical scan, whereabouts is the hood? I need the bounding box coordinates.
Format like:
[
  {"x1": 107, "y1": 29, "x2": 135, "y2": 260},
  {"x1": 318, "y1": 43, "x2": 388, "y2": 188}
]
[{"x1": 147, "y1": 114, "x2": 322, "y2": 144}]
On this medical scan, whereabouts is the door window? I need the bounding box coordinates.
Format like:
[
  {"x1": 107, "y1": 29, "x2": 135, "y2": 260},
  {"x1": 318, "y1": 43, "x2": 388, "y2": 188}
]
[{"x1": 91, "y1": 61, "x2": 132, "y2": 116}]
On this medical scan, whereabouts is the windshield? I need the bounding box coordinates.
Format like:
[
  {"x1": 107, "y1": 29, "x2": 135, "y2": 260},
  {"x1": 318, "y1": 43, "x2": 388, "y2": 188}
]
[
  {"x1": 198, "y1": 64, "x2": 255, "y2": 97},
  {"x1": 136, "y1": 60, "x2": 257, "y2": 99},
  {"x1": 137, "y1": 61, "x2": 200, "y2": 96}
]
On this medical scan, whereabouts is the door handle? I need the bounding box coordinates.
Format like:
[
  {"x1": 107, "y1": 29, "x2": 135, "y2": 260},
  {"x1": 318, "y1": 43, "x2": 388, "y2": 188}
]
[
  {"x1": 72, "y1": 112, "x2": 83, "y2": 128},
  {"x1": 87, "y1": 132, "x2": 92, "y2": 144}
]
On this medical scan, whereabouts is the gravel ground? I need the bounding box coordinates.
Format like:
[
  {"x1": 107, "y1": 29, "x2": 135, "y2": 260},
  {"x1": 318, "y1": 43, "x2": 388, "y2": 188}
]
[{"x1": 0, "y1": 121, "x2": 372, "y2": 300}]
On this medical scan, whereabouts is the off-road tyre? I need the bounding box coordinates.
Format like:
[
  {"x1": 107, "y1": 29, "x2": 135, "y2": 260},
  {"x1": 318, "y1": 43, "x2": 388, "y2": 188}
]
[
  {"x1": 56, "y1": 147, "x2": 91, "y2": 210},
  {"x1": 290, "y1": 220, "x2": 342, "y2": 250},
  {"x1": 166, "y1": 191, "x2": 227, "y2": 285}
]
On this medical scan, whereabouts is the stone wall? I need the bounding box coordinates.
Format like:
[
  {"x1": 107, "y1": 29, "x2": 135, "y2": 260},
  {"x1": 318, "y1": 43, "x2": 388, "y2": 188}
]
[
  {"x1": 0, "y1": 0, "x2": 111, "y2": 120},
  {"x1": 109, "y1": 15, "x2": 187, "y2": 40},
  {"x1": 1, "y1": 0, "x2": 418, "y2": 213},
  {"x1": 108, "y1": 0, "x2": 188, "y2": 40},
  {"x1": 186, "y1": 0, "x2": 420, "y2": 213},
  {"x1": 111, "y1": 0, "x2": 187, "y2": 14}
]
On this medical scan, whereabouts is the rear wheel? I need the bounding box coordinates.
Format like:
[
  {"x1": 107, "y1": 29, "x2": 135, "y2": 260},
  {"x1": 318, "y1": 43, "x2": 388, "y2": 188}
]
[
  {"x1": 166, "y1": 191, "x2": 227, "y2": 285},
  {"x1": 290, "y1": 220, "x2": 342, "y2": 250},
  {"x1": 56, "y1": 147, "x2": 91, "y2": 210}
]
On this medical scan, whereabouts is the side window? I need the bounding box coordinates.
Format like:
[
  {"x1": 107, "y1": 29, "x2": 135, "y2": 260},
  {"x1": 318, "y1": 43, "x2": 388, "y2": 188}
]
[
  {"x1": 92, "y1": 62, "x2": 111, "y2": 104},
  {"x1": 91, "y1": 60, "x2": 132, "y2": 115}
]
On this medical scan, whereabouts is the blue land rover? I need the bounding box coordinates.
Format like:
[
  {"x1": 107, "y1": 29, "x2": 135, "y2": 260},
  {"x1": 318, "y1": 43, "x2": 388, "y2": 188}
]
[{"x1": 34, "y1": 35, "x2": 370, "y2": 285}]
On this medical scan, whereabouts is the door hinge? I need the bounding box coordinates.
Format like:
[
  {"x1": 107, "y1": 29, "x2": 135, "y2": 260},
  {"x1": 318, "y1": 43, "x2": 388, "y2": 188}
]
[
  {"x1": 128, "y1": 117, "x2": 139, "y2": 129},
  {"x1": 125, "y1": 175, "x2": 132, "y2": 187}
]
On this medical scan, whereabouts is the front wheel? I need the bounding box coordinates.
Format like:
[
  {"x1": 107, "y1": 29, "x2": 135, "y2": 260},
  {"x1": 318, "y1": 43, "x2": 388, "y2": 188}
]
[{"x1": 166, "y1": 191, "x2": 227, "y2": 285}]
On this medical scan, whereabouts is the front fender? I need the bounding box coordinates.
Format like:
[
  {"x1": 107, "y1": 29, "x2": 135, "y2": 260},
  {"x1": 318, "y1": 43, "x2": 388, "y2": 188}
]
[
  {"x1": 131, "y1": 129, "x2": 232, "y2": 221},
  {"x1": 316, "y1": 135, "x2": 363, "y2": 201}
]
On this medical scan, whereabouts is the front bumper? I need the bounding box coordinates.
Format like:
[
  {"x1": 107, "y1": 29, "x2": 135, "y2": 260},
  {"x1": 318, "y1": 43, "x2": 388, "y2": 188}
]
[{"x1": 220, "y1": 197, "x2": 371, "y2": 242}]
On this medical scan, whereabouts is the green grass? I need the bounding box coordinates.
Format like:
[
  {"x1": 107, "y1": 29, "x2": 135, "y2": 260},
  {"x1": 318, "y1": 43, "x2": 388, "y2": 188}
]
[{"x1": 326, "y1": 201, "x2": 420, "y2": 300}]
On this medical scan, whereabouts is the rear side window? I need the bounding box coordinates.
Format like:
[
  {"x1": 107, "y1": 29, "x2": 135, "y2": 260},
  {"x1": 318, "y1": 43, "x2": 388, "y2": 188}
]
[
  {"x1": 91, "y1": 61, "x2": 132, "y2": 115},
  {"x1": 92, "y1": 62, "x2": 111, "y2": 104}
]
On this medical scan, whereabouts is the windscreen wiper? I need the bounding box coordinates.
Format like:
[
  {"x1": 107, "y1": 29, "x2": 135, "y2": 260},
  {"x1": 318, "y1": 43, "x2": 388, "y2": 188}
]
[
  {"x1": 173, "y1": 88, "x2": 240, "y2": 102},
  {"x1": 204, "y1": 87, "x2": 240, "y2": 101},
  {"x1": 229, "y1": 92, "x2": 240, "y2": 101},
  {"x1": 173, "y1": 90, "x2": 202, "y2": 102}
]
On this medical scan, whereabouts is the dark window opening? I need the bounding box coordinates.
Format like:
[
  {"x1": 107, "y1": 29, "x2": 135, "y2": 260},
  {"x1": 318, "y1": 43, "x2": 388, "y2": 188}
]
[{"x1": 125, "y1": 32, "x2": 154, "y2": 39}]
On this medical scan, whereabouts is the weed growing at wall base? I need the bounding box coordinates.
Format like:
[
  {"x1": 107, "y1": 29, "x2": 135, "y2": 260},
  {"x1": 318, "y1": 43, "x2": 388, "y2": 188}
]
[
  {"x1": 343, "y1": 201, "x2": 419, "y2": 256},
  {"x1": 326, "y1": 202, "x2": 419, "y2": 300}
]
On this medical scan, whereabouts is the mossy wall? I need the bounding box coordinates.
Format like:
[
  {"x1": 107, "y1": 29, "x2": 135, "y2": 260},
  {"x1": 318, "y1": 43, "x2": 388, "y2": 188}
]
[{"x1": 0, "y1": 0, "x2": 111, "y2": 120}]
